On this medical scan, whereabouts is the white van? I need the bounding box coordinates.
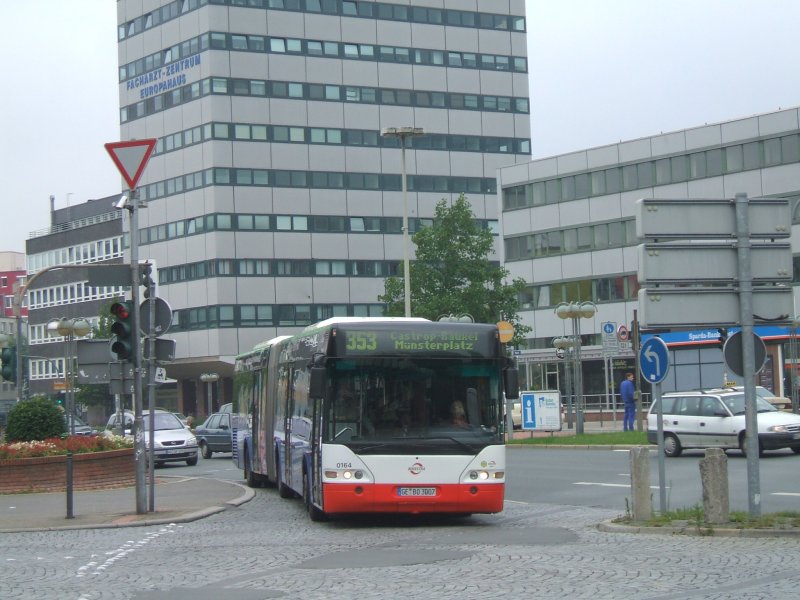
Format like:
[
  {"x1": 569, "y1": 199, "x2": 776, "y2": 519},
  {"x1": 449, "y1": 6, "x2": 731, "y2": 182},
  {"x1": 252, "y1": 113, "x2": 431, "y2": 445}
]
[{"x1": 647, "y1": 388, "x2": 800, "y2": 457}]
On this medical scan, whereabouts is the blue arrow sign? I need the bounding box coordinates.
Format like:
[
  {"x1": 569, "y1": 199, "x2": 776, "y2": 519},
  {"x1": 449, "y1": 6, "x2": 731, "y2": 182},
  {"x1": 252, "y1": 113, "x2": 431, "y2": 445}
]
[{"x1": 640, "y1": 337, "x2": 670, "y2": 383}]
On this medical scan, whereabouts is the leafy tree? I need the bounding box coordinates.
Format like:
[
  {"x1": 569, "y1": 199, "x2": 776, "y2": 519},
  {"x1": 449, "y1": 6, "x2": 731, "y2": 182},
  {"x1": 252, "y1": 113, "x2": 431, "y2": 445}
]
[
  {"x1": 379, "y1": 194, "x2": 531, "y2": 345},
  {"x1": 5, "y1": 396, "x2": 66, "y2": 442}
]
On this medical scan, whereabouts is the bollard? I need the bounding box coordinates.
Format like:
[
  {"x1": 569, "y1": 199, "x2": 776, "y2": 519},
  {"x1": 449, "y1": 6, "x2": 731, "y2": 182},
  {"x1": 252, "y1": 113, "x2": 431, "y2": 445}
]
[
  {"x1": 629, "y1": 446, "x2": 652, "y2": 521},
  {"x1": 699, "y1": 448, "x2": 729, "y2": 524},
  {"x1": 66, "y1": 451, "x2": 74, "y2": 519}
]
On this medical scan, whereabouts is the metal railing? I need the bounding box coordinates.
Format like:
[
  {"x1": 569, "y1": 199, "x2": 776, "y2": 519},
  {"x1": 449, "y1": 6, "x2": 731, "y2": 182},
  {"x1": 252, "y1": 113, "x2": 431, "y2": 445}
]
[{"x1": 28, "y1": 211, "x2": 122, "y2": 240}]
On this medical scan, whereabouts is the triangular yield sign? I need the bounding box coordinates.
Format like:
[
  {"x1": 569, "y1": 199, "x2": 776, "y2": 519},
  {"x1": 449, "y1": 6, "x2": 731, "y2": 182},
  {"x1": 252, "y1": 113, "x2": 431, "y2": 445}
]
[{"x1": 105, "y1": 139, "x2": 157, "y2": 190}]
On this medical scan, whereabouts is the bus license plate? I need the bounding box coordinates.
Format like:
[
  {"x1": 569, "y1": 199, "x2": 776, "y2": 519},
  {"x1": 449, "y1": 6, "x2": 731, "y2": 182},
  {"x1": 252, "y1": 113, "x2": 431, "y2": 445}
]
[{"x1": 398, "y1": 487, "x2": 436, "y2": 497}]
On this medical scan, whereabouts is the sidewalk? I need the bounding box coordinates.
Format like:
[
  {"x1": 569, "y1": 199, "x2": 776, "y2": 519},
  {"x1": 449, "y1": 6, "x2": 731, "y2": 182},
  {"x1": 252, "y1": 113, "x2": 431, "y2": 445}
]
[{"x1": 0, "y1": 475, "x2": 254, "y2": 533}]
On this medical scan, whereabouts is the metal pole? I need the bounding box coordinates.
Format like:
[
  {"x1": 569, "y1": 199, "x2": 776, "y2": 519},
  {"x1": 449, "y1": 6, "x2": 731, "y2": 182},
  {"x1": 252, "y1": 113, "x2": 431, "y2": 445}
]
[
  {"x1": 400, "y1": 136, "x2": 411, "y2": 318},
  {"x1": 66, "y1": 451, "x2": 74, "y2": 519},
  {"x1": 632, "y1": 310, "x2": 643, "y2": 431},
  {"x1": 574, "y1": 316, "x2": 584, "y2": 435},
  {"x1": 654, "y1": 381, "x2": 666, "y2": 514},
  {"x1": 207, "y1": 381, "x2": 213, "y2": 417},
  {"x1": 736, "y1": 192, "x2": 761, "y2": 518},
  {"x1": 14, "y1": 285, "x2": 23, "y2": 402},
  {"x1": 147, "y1": 265, "x2": 156, "y2": 512},
  {"x1": 129, "y1": 189, "x2": 147, "y2": 515}
]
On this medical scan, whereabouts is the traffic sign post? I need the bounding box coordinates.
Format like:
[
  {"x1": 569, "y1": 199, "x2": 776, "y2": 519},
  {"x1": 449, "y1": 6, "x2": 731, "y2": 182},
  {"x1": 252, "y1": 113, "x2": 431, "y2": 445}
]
[
  {"x1": 639, "y1": 336, "x2": 669, "y2": 515},
  {"x1": 635, "y1": 193, "x2": 784, "y2": 518},
  {"x1": 105, "y1": 138, "x2": 157, "y2": 517}
]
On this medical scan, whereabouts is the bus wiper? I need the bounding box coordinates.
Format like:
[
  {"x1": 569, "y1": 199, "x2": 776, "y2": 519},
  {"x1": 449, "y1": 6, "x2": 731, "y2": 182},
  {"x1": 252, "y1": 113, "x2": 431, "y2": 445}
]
[{"x1": 395, "y1": 435, "x2": 476, "y2": 452}]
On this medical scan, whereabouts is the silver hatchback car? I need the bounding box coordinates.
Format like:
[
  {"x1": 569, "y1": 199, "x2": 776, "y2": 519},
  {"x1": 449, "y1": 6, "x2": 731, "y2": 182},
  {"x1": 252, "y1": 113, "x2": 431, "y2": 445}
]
[
  {"x1": 647, "y1": 388, "x2": 800, "y2": 457},
  {"x1": 106, "y1": 410, "x2": 199, "y2": 466}
]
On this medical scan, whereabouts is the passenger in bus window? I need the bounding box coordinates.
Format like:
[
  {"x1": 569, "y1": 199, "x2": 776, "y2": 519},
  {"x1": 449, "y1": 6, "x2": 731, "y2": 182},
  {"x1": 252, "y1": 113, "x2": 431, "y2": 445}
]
[{"x1": 450, "y1": 400, "x2": 468, "y2": 427}]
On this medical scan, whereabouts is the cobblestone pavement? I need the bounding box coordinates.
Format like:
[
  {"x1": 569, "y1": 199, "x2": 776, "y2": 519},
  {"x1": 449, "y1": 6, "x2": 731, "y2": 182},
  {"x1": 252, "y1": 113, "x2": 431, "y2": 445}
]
[{"x1": 2, "y1": 488, "x2": 799, "y2": 600}]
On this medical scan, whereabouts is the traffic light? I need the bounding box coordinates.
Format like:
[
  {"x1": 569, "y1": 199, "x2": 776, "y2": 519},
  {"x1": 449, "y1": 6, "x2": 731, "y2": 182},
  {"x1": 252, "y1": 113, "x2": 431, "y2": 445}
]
[
  {"x1": 0, "y1": 346, "x2": 16, "y2": 383},
  {"x1": 110, "y1": 300, "x2": 135, "y2": 360}
]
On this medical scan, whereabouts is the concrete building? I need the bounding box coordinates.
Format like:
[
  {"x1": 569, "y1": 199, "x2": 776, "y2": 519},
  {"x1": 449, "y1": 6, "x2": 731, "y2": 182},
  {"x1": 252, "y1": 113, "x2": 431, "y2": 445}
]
[
  {"x1": 115, "y1": 0, "x2": 531, "y2": 418},
  {"x1": 0, "y1": 251, "x2": 27, "y2": 417},
  {"x1": 25, "y1": 196, "x2": 126, "y2": 410},
  {"x1": 498, "y1": 107, "x2": 800, "y2": 405}
]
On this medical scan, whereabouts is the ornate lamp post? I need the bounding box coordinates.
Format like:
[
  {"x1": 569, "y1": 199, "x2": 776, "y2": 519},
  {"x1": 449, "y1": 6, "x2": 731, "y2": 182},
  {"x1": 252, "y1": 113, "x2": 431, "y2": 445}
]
[
  {"x1": 555, "y1": 302, "x2": 598, "y2": 435},
  {"x1": 553, "y1": 335, "x2": 575, "y2": 429},
  {"x1": 46, "y1": 318, "x2": 91, "y2": 435},
  {"x1": 200, "y1": 372, "x2": 219, "y2": 418},
  {"x1": 381, "y1": 126, "x2": 425, "y2": 317}
]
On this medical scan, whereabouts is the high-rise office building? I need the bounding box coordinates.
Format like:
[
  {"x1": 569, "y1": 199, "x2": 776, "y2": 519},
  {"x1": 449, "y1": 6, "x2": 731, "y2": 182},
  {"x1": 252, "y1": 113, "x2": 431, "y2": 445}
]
[{"x1": 116, "y1": 0, "x2": 531, "y2": 416}]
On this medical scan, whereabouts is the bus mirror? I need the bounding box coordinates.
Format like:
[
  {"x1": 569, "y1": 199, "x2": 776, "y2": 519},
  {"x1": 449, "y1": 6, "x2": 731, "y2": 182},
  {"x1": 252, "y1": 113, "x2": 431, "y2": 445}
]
[
  {"x1": 503, "y1": 367, "x2": 519, "y2": 399},
  {"x1": 309, "y1": 367, "x2": 326, "y2": 398}
]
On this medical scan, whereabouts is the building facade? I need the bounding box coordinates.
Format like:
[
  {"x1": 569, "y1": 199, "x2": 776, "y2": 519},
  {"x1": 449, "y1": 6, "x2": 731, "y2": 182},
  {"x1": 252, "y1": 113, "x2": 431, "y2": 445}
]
[
  {"x1": 25, "y1": 196, "x2": 126, "y2": 407},
  {"x1": 115, "y1": 0, "x2": 531, "y2": 417},
  {"x1": 498, "y1": 107, "x2": 800, "y2": 405}
]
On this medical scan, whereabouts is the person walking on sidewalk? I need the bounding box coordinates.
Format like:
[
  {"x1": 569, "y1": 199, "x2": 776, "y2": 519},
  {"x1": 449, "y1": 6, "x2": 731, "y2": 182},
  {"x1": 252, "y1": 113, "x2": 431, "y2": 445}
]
[{"x1": 621, "y1": 372, "x2": 636, "y2": 431}]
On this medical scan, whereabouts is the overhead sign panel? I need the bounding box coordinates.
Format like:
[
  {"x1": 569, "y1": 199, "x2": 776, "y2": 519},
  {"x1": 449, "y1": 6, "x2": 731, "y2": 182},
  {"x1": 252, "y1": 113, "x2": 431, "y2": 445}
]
[
  {"x1": 104, "y1": 139, "x2": 157, "y2": 190},
  {"x1": 636, "y1": 197, "x2": 790, "y2": 240},
  {"x1": 638, "y1": 242, "x2": 792, "y2": 285},
  {"x1": 638, "y1": 287, "x2": 793, "y2": 328}
]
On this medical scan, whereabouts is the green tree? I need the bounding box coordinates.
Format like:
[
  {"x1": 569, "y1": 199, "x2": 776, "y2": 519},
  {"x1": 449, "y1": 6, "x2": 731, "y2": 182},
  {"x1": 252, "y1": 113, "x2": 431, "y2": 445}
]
[
  {"x1": 379, "y1": 194, "x2": 531, "y2": 344},
  {"x1": 5, "y1": 396, "x2": 66, "y2": 442},
  {"x1": 74, "y1": 302, "x2": 116, "y2": 414}
]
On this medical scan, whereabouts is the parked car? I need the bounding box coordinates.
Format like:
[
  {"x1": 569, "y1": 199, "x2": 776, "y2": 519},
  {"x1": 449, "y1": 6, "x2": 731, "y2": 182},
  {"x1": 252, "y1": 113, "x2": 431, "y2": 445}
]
[
  {"x1": 726, "y1": 386, "x2": 792, "y2": 411},
  {"x1": 65, "y1": 414, "x2": 96, "y2": 436},
  {"x1": 172, "y1": 412, "x2": 191, "y2": 427},
  {"x1": 195, "y1": 412, "x2": 232, "y2": 458},
  {"x1": 105, "y1": 409, "x2": 199, "y2": 466},
  {"x1": 647, "y1": 388, "x2": 800, "y2": 457}
]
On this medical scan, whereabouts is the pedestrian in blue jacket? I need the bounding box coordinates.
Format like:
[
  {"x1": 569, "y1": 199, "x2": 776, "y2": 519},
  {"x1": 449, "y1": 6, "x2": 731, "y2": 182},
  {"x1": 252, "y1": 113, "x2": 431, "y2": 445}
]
[{"x1": 621, "y1": 372, "x2": 636, "y2": 431}]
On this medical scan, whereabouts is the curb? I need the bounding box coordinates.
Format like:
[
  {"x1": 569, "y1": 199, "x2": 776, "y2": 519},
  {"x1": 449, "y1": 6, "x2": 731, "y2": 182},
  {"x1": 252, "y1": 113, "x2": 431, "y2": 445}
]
[
  {"x1": 0, "y1": 479, "x2": 256, "y2": 534},
  {"x1": 598, "y1": 520, "x2": 800, "y2": 538}
]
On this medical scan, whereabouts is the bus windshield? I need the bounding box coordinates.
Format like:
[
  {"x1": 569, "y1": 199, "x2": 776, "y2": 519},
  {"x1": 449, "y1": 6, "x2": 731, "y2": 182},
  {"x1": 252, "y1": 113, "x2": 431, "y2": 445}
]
[{"x1": 323, "y1": 357, "x2": 502, "y2": 453}]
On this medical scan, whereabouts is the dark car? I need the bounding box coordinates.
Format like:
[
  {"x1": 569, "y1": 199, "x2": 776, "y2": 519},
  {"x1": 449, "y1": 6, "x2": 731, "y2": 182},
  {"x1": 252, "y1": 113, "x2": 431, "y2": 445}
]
[
  {"x1": 66, "y1": 414, "x2": 96, "y2": 436},
  {"x1": 195, "y1": 412, "x2": 232, "y2": 458}
]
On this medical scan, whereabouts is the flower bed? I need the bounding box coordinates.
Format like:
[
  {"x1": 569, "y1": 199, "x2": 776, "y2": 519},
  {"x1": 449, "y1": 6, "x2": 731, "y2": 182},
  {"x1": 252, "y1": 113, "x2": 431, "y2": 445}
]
[{"x1": 0, "y1": 436, "x2": 135, "y2": 494}]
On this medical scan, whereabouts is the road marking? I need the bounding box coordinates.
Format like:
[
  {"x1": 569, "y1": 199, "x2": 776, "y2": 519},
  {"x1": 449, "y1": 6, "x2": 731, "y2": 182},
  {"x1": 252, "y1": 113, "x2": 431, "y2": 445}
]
[
  {"x1": 772, "y1": 492, "x2": 800, "y2": 497},
  {"x1": 574, "y1": 482, "x2": 665, "y2": 489}
]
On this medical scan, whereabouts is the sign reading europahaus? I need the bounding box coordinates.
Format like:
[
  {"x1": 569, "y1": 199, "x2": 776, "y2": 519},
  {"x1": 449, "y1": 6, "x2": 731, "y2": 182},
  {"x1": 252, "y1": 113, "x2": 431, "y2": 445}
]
[{"x1": 126, "y1": 54, "x2": 201, "y2": 100}]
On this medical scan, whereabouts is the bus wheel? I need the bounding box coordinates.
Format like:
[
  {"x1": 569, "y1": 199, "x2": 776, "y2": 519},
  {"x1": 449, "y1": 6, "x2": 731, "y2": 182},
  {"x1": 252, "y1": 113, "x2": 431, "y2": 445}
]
[
  {"x1": 244, "y1": 449, "x2": 260, "y2": 488},
  {"x1": 277, "y1": 454, "x2": 294, "y2": 499},
  {"x1": 303, "y1": 472, "x2": 326, "y2": 522}
]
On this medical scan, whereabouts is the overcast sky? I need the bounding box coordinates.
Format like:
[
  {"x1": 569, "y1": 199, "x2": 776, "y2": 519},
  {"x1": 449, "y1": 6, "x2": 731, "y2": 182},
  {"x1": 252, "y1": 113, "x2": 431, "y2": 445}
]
[{"x1": 1, "y1": 0, "x2": 799, "y2": 254}]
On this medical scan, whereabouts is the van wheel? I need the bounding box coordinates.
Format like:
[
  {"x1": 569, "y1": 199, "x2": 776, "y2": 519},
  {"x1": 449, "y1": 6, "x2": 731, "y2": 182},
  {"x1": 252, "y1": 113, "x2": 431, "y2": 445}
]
[
  {"x1": 663, "y1": 433, "x2": 682, "y2": 457},
  {"x1": 791, "y1": 446, "x2": 800, "y2": 455},
  {"x1": 739, "y1": 434, "x2": 763, "y2": 457}
]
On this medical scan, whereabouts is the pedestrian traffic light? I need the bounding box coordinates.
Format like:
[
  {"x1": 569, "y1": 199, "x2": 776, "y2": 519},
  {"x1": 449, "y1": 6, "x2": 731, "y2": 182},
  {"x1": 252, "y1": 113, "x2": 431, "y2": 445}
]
[
  {"x1": 110, "y1": 300, "x2": 135, "y2": 361},
  {"x1": 0, "y1": 346, "x2": 16, "y2": 383}
]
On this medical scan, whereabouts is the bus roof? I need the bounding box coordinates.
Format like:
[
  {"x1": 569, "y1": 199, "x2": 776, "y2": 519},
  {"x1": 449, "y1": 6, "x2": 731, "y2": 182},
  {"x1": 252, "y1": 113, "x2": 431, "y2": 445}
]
[
  {"x1": 236, "y1": 334, "x2": 292, "y2": 359},
  {"x1": 302, "y1": 316, "x2": 429, "y2": 332}
]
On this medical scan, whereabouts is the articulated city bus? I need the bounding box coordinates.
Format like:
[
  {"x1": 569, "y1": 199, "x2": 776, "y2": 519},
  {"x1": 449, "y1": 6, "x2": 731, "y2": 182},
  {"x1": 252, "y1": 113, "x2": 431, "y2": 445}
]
[{"x1": 232, "y1": 317, "x2": 518, "y2": 521}]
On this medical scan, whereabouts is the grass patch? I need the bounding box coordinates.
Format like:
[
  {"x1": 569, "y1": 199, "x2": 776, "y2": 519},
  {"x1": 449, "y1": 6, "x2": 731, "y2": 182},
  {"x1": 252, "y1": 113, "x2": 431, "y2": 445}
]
[
  {"x1": 614, "y1": 504, "x2": 800, "y2": 530},
  {"x1": 509, "y1": 430, "x2": 649, "y2": 446}
]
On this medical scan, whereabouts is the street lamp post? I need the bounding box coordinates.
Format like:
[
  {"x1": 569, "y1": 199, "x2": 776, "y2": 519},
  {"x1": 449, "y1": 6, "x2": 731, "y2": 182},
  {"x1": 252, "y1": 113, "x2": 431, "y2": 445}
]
[
  {"x1": 46, "y1": 318, "x2": 91, "y2": 435},
  {"x1": 381, "y1": 126, "x2": 424, "y2": 318},
  {"x1": 555, "y1": 302, "x2": 598, "y2": 435},
  {"x1": 200, "y1": 373, "x2": 219, "y2": 417},
  {"x1": 553, "y1": 336, "x2": 575, "y2": 429}
]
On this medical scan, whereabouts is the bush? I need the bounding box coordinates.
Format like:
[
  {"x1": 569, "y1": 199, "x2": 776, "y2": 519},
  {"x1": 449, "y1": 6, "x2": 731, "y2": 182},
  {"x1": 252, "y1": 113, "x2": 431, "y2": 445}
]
[{"x1": 4, "y1": 397, "x2": 66, "y2": 442}]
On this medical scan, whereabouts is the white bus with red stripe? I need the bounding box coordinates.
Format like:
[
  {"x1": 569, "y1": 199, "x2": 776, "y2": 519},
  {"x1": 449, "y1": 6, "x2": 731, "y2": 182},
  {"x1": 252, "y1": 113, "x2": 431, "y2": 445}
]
[{"x1": 232, "y1": 317, "x2": 518, "y2": 521}]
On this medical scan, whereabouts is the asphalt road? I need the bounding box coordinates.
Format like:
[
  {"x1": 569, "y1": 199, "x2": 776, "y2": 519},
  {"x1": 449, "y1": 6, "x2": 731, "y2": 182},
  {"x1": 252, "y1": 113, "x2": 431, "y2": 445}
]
[{"x1": 506, "y1": 446, "x2": 800, "y2": 514}]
